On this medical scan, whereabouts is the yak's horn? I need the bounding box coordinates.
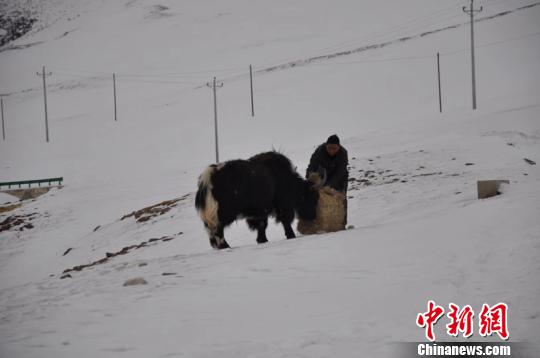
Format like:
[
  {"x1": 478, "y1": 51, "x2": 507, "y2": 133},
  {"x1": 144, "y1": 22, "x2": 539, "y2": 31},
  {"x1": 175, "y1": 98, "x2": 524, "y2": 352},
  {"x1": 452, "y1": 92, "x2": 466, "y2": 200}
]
[{"x1": 318, "y1": 167, "x2": 327, "y2": 188}]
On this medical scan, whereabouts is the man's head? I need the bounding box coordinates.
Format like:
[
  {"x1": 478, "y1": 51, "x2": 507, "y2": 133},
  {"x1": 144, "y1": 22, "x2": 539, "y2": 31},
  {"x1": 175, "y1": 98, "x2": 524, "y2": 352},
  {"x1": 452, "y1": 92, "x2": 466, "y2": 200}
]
[{"x1": 325, "y1": 134, "x2": 341, "y2": 157}]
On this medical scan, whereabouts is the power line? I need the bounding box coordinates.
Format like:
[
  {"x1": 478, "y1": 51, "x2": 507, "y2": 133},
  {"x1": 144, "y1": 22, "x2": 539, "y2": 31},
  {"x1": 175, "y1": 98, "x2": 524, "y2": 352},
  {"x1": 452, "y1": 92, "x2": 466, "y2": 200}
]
[
  {"x1": 7, "y1": 28, "x2": 538, "y2": 100},
  {"x1": 266, "y1": 29, "x2": 540, "y2": 71},
  {"x1": 441, "y1": 30, "x2": 540, "y2": 56},
  {"x1": 253, "y1": 2, "x2": 540, "y2": 79},
  {"x1": 48, "y1": 65, "x2": 247, "y2": 80},
  {"x1": 50, "y1": 70, "x2": 203, "y2": 85},
  {"x1": 115, "y1": 77, "x2": 201, "y2": 85},
  {"x1": 309, "y1": 54, "x2": 433, "y2": 66},
  {"x1": 261, "y1": 1, "x2": 465, "y2": 69},
  {"x1": 3, "y1": 2, "x2": 539, "y2": 100}
]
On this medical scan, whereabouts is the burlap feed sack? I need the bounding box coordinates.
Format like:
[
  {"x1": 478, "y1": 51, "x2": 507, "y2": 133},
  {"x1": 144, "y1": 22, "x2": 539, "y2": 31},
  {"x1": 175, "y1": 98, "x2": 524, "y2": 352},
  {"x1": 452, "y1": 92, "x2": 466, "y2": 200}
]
[{"x1": 297, "y1": 187, "x2": 345, "y2": 235}]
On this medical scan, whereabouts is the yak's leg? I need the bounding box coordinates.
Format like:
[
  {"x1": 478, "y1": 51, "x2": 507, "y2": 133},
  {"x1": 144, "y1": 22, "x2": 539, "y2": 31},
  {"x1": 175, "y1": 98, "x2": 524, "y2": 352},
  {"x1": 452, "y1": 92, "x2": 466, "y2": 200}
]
[
  {"x1": 209, "y1": 236, "x2": 218, "y2": 249},
  {"x1": 247, "y1": 217, "x2": 269, "y2": 244},
  {"x1": 277, "y1": 209, "x2": 296, "y2": 239},
  {"x1": 283, "y1": 222, "x2": 296, "y2": 239},
  {"x1": 214, "y1": 224, "x2": 230, "y2": 249},
  {"x1": 204, "y1": 222, "x2": 219, "y2": 249},
  {"x1": 256, "y1": 217, "x2": 269, "y2": 244}
]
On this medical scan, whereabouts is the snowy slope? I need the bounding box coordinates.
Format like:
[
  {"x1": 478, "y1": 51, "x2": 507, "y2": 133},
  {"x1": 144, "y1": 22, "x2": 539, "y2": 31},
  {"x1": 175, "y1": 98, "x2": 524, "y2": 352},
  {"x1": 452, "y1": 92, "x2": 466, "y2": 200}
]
[{"x1": 1, "y1": 0, "x2": 540, "y2": 357}]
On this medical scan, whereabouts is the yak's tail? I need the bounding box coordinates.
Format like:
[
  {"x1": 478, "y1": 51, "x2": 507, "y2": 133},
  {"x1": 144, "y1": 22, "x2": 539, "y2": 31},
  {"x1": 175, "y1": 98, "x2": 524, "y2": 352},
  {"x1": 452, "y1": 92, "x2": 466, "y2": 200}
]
[{"x1": 195, "y1": 164, "x2": 220, "y2": 232}]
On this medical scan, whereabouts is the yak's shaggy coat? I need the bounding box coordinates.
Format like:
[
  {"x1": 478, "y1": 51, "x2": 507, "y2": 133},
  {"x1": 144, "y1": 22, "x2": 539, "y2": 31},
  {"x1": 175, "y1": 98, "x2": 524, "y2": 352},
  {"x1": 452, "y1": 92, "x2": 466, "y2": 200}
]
[{"x1": 195, "y1": 152, "x2": 320, "y2": 249}]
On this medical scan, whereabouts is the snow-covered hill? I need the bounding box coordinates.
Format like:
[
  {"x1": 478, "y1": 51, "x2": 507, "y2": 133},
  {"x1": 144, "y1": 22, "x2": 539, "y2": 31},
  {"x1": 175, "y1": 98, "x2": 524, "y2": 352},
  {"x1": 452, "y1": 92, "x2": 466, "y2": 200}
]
[{"x1": 1, "y1": 1, "x2": 539, "y2": 357}]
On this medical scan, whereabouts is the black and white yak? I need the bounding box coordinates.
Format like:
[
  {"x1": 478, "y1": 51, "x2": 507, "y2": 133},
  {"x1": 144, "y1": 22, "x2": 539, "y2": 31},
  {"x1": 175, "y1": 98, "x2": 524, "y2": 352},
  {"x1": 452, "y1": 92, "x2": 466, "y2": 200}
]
[{"x1": 195, "y1": 151, "x2": 322, "y2": 249}]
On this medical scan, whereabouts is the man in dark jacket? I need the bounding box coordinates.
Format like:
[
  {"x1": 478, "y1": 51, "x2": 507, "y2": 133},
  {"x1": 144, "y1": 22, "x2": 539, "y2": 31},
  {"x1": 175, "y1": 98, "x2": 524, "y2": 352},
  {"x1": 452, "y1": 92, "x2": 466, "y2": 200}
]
[
  {"x1": 306, "y1": 134, "x2": 349, "y2": 193},
  {"x1": 306, "y1": 134, "x2": 349, "y2": 227}
]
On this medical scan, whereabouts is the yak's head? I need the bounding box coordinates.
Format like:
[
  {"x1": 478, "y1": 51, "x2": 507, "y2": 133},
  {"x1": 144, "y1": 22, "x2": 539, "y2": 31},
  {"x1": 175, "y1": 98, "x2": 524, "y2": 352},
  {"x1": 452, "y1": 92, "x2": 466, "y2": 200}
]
[{"x1": 295, "y1": 168, "x2": 326, "y2": 220}]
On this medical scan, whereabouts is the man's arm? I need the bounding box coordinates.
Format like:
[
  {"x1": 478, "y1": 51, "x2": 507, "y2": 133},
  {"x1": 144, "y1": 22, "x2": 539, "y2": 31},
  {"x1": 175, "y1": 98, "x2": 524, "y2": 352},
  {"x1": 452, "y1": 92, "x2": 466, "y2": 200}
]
[
  {"x1": 306, "y1": 147, "x2": 320, "y2": 177},
  {"x1": 326, "y1": 150, "x2": 348, "y2": 189}
]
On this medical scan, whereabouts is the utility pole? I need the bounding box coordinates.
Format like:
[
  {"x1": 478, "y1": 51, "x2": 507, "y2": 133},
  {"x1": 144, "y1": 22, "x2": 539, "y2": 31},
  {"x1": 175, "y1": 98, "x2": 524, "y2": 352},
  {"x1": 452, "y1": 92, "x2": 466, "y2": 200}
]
[
  {"x1": 36, "y1": 66, "x2": 52, "y2": 142},
  {"x1": 113, "y1": 73, "x2": 118, "y2": 121},
  {"x1": 463, "y1": 0, "x2": 482, "y2": 110},
  {"x1": 1, "y1": 97, "x2": 5, "y2": 140},
  {"x1": 437, "y1": 53, "x2": 442, "y2": 113},
  {"x1": 206, "y1": 77, "x2": 224, "y2": 163},
  {"x1": 249, "y1": 65, "x2": 255, "y2": 117}
]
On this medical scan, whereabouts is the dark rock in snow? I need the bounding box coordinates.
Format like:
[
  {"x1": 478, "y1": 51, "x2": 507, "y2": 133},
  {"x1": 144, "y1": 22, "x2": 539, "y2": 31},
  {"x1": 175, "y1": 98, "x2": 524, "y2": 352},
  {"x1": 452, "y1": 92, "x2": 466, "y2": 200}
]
[
  {"x1": 0, "y1": 14, "x2": 37, "y2": 47},
  {"x1": 121, "y1": 197, "x2": 184, "y2": 223},
  {"x1": 62, "y1": 235, "x2": 178, "y2": 274},
  {"x1": 0, "y1": 213, "x2": 38, "y2": 232},
  {"x1": 123, "y1": 278, "x2": 148, "y2": 286}
]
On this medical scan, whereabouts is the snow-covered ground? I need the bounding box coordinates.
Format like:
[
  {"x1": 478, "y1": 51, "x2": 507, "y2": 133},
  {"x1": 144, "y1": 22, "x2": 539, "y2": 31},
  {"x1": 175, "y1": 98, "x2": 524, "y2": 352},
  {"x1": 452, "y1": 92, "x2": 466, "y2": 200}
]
[{"x1": 1, "y1": 0, "x2": 539, "y2": 357}]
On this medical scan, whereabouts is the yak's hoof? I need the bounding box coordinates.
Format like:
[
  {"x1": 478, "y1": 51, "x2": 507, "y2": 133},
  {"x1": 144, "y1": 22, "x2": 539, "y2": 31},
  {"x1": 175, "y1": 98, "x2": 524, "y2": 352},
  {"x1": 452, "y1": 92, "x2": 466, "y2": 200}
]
[
  {"x1": 217, "y1": 241, "x2": 230, "y2": 250},
  {"x1": 256, "y1": 238, "x2": 268, "y2": 244},
  {"x1": 213, "y1": 237, "x2": 230, "y2": 249},
  {"x1": 286, "y1": 234, "x2": 296, "y2": 239}
]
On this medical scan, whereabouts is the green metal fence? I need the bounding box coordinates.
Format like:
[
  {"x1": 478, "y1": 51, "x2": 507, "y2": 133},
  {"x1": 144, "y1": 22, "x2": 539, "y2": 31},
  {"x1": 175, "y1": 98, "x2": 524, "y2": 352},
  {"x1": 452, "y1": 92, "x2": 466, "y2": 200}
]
[{"x1": 0, "y1": 177, "x2": 63, "y2": 190}]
